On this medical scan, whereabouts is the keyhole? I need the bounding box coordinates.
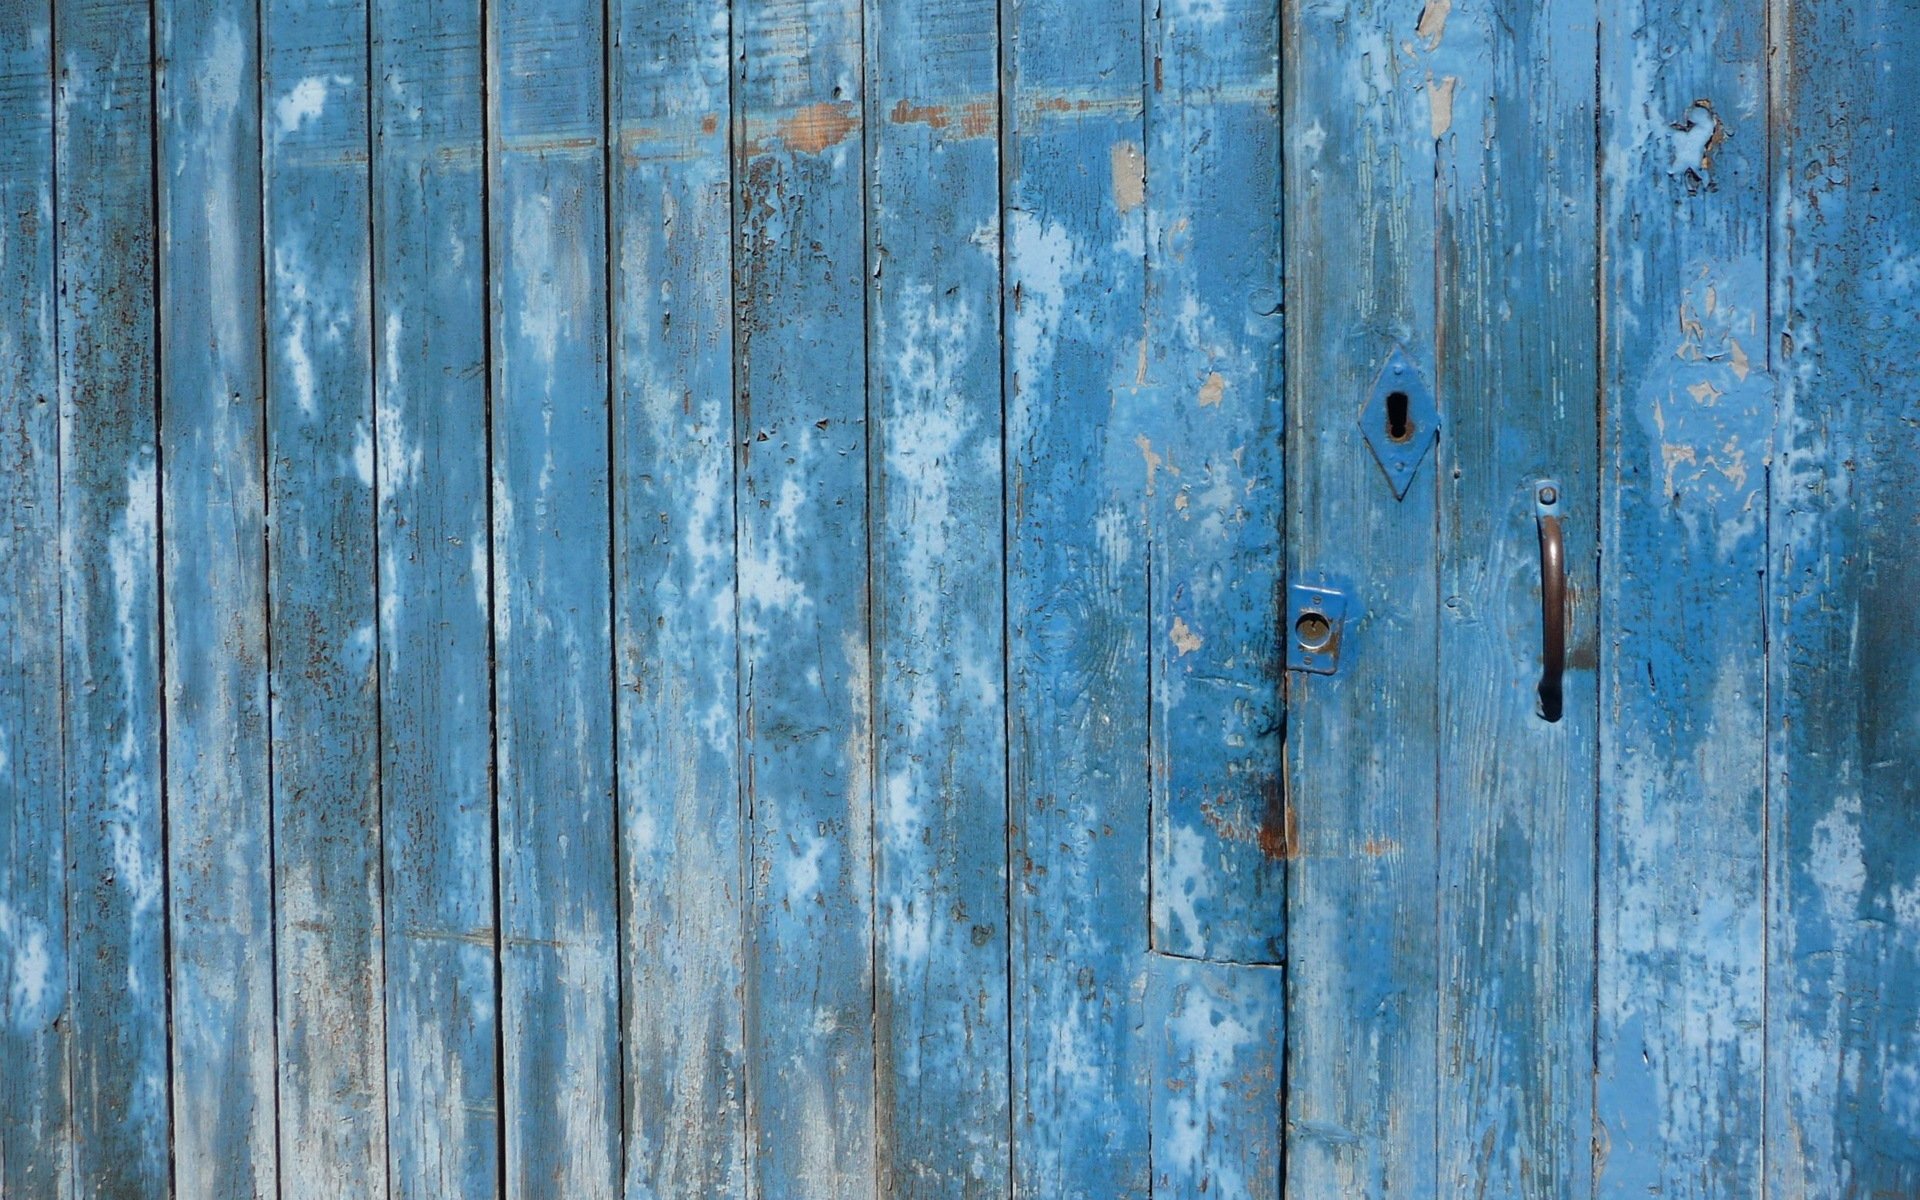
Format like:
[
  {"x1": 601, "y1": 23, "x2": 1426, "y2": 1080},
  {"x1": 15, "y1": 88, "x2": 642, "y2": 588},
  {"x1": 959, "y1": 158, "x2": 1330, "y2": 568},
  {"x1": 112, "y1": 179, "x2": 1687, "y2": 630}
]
[
  {"x1": 1385, "y1": 391, "x2": 1412, "y2": 442},
  {"x1": 1295, "y1": 610, "x2": 1332, "y2": 650}
]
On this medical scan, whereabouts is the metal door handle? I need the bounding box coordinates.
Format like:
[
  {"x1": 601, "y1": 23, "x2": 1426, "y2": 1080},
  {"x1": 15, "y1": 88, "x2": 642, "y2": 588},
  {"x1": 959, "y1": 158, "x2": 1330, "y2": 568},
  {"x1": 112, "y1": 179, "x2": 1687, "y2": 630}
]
[{"x1": 1535, "y1": 482, "x2": 1565, "y2": 722}]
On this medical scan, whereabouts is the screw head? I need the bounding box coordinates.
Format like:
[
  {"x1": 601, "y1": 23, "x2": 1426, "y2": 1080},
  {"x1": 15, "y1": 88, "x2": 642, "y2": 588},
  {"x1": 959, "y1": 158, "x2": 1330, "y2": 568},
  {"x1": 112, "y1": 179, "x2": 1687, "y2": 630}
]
[{"x1": 1538, "y1": 485, "x2": 1558, "y2": 505}]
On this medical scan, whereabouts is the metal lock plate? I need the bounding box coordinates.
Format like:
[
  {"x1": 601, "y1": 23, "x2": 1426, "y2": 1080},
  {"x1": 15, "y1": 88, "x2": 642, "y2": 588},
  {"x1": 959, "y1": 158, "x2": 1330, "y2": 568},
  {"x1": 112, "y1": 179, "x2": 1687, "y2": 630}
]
[
  {"x1": 1286, "y1": 580, "x2": 1350, "y2": 675},
  {"x1": 1359, "y1": 346, "x2": 1440, "y2": 500}
]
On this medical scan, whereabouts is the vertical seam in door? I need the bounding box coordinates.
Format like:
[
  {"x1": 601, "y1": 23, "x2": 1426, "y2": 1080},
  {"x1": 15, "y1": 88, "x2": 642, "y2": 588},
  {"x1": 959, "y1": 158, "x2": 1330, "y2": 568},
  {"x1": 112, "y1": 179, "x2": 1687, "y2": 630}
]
[
  {"x1": 478, "y1": 0, "x2": 506, "y2": 1187},
  {"x1": 362, "y1": 0, "x2": 393, "y2": 1187},
  {"x1": 1758, "y1": 0, "x2": 1778, "y2": 1191},
  {"x1": 1137, "y1": 0, "x2": 1155, "y2": 1186},
  {"x1": 1589, "y1": 14, "x2": 1605, "y2": 1193},
  {"x1": 857, "y1": 0, "x2": 880, "y2": 1185},
  {"x1": 147, "y1": 0, "x2": 180, "y2": 1187},
  {"x1": 1272, "y1": 0, "x2": 1289, "y2": 1182},
  {"x1": 256, "y1": 0, "x2": 287, "y2": 1181},
  {"x1": 1429, "y1": 33, "x2": 1445, "y2": 1189},
  {"x1": 994, "y1": 0, "x2": 1016, "y2": 1183},
  {"x1": 49, "y1": 0, "x2": 77, "y2": 1184},
  {"x1": 600, "y1": 0, "x2": 629, "y2": 1185},
  {"x1": 727, "y1": 0, "x2": 754, "y2": 1189}
]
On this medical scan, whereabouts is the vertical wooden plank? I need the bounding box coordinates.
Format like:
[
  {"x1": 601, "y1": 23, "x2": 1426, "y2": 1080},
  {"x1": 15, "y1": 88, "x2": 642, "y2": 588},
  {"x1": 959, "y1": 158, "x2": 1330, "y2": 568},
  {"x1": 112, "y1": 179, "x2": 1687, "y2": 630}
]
[
  {"x1": 156, "y1": 0, "x2": 280, "y2": 1192},
  {"x1": 864, "y1": 0, "x2": 1009, "y2": 1193},
  {"x1": 1147, "y1": 959, "x2": 1284, "y2": 1199},
  {"x1": 1595, "y1": 0, "x2": 1769, "y2": 1190},
  {"x1": 609, "y1": 0, "x2": 746, "y2": 1193},
  {"x1": 1280, "y1": 0, "x2": 1440, "y2": 1192},
  {"x1": 1430, "y1": 1, "x2": 1598, "y2": 1194},
  {"x1": 1142, "y1": 0, "x2": 1284, "y2": 970},
  {"x1": 372, "y1": 0, "x2": 497, "y2": 1194},
  {"x1": 1001, "y1": 0, "x2": 1150, "y2": 1189},
  {"x1": 731, "y1": 0, "x2": 874, "y2": 1191},
  {"x1": 263, "y1": 0, "x2": 388, "y2": 1187},
  {"x1": 0, "y1": 7, "x2": 69, "y2": 1195},
  {"x1": 1767, "y1": 0, "x2": 1920, "y2": 1189},
  {"x1": 1139, "y1": 0, "x2": 1285, "y2": 1190},
  {"x1": 486, "y1": 0, "x2": 619, "y2": 1192},
  {"x1": 54, "y1": 0, "x2": 171, "y2": 1190}
]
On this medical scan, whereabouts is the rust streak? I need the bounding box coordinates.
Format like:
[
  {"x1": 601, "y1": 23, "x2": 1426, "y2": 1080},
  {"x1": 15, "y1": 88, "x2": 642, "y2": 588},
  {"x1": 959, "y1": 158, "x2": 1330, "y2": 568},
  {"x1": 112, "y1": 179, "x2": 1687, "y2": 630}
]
[{"x1": 777, "y1": 101, "x2": 858, "y2": 154}]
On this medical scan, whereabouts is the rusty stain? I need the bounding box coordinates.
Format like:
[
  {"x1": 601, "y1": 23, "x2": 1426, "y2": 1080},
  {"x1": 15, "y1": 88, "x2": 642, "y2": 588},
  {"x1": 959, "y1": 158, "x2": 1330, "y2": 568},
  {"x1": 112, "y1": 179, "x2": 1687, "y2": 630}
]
[
  {"x1": 1360, "y1": 837, "x2": 1399, "y2": 857},
  {"x1": 887, "y1": 98, "x2": 995, "y2": 139},
  {"x1": 1197, "y1": 372, "x2": 1226, "y2": 408},
  {"x1": 1257, "y1": 779, "x2": 1296, "y2": 861},
  {"x1": 752, "y1": 101, "x2": 858, "y2": 155},
  {"x1": 891, "y1": 98, "x2": 948, "y2": 128}
]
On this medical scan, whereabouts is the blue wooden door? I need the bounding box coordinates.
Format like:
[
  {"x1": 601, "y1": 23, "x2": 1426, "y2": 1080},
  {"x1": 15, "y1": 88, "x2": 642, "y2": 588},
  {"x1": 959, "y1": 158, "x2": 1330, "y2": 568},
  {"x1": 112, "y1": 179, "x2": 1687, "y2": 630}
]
[{"x1": 3, "y1": 0, "x2": 1918, "y2": 1196}]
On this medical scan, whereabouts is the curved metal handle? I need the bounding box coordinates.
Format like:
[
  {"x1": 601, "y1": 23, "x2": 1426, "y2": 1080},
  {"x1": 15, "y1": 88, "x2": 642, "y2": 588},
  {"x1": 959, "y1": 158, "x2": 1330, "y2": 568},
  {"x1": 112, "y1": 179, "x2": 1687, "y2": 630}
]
[{"x1": 1535, "y1": 482, "x2": 1566, "y2": 723}]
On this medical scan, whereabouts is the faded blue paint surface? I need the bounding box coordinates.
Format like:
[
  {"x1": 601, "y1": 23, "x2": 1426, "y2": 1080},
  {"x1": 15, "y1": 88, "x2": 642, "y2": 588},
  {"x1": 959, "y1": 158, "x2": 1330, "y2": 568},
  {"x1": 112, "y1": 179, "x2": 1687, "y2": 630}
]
[
  {"x1": 158, "y1": 1, "x2": 280, "y2": 1194},
  {"x1": 1597, "y1": 0, "x2": 1771, "y2": 1191},
  {"x1": 2, "y1": 1, "x2": 1917, "y2": 1196}
]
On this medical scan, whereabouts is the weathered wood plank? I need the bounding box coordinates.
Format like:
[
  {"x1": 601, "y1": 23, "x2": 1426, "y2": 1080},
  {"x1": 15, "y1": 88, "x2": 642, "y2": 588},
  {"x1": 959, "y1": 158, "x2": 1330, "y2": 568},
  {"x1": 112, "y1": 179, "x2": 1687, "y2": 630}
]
[
  {"x1": 372, "y1": 0, "x2": 498, "y2": 1194},
  {"x1": 609, "y1": 0, "x2": 746, "y2": 1193},
  {"x1": 486, "y1": 0, "x2": 621, "y2": 1193},
  {"x1": 262, "y1": 0, "x2": 388, "y2": 1188},
  {"x1": 1767, "y1": 0, "x2": 1920, "y2": 1189},
  {"x1": 1431, "y1": 2, "x2": 1599, "y2": 1193},
  {"x1": 156, "y1": 1, "x2": 280, "y2": 1193},
  {"x1": 1142, "y1": 0, "x2": 1284, "y2": 970},
  {"x1": 1001, "y1": 0, "x2": 1151, "y2": 1188},
  {"x1": 1596, "y1": 0, "x2": 1769, "y2": 1190},
  {"x1": 1280, "y1": 0, "x2": 1440, "y2": 1191},
  {"x1": 732, "y1": 0, "x2": 876, "y2": 1191},
  {"x1": 864, "y1": 0, "x2": 1009, "y2": 1193},
  {"x1": 1147, "y1": 958, "x2": 1283, "y2": 1199},
  {"x1": 0, "y1": 7, "x2": 69, "y2": 1195},
  {"x1": 54, "y1": 0, "x2": 171, "y2": 1190}
]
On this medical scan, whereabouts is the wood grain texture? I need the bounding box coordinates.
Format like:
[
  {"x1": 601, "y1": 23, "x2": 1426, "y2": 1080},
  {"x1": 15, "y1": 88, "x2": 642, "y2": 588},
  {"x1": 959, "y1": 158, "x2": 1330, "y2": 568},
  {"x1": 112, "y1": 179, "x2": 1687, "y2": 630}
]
[
  {"x1": 609, "y1": 0, "x2": 747, "y2": 1192},
  {"x1": 372, "y1": 0, "x2": 498, "y2": 1194},
  {"x1": 864, "y1": 0, "x2": 1009, "y2": 1193},
  {"x1": 1596, "y1": 0, "x2": 1770, "y2": 1191},
  {"x1": 1148, "y1": 958, "x2": 1283, "y2": 1199},
  {"x1": 156, "y1": 1, "x2": 280, "y2": 1193},
  {"x1": 1001, "y1": 0, "x2": 1151, "y2": 1189},
  {"x1": 1281, "y1": 0, "x2": 1441, "y2": 1191},
  {"x1": 1767, "y1": 0, "x2": 1920, "y2": 1190},
  {"x1": 1431, "y1": 1, "x2": 1599, "y2": 1193},
  {"x1": 1142, "y1": 0, "x2": 1284, "y2": 970},
  {"x1": 54, "y1": 0, "x2": 172, "y2": 1191},
  {"x1": 0, "y1": 7, "x2": 69, "y2": 1195},
  {"x1": 263, "y1": 0, "x2": 388, "y2": 1188},
  {"x1": 732, "y1": 0, "x2": 876, "y2": 1192},
  {"x1": 486, "y1": 0, "x2": 620, "y2": 1192}
]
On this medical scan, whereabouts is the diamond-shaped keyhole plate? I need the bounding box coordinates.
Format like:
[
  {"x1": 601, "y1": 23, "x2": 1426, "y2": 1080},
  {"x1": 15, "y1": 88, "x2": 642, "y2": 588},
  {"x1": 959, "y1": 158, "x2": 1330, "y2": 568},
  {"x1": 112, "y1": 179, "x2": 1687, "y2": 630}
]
[{"x1": 1359, "y1": 347, "x2": 1439, "y2": 500}]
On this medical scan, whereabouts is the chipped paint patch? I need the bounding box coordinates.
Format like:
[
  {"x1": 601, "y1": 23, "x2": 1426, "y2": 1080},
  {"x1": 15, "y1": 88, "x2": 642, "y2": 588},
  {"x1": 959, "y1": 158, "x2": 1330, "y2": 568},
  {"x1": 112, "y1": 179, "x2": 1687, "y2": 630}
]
[
  {"x1": 1430, "y1": 75, "x2": 1458, "y2": 138},
  {"x1": 1110, "y1": 140, "x2": 1144, "y2": 214},
  {"x1": 1196, "y1": 371, "x2": 1225, "y2": 407},
  {"x1": 1170, "y1": 616, "x2": 1203, "y2": 656}
]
